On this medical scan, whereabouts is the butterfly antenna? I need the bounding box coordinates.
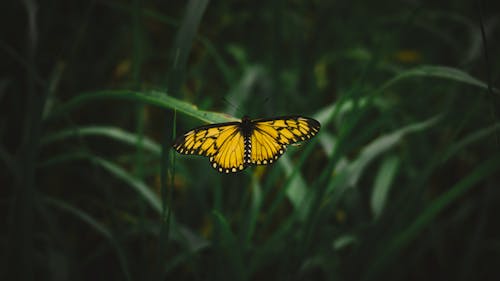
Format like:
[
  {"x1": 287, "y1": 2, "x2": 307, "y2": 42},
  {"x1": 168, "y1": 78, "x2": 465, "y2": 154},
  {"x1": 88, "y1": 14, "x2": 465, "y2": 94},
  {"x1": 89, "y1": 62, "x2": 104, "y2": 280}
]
[
  {"x1": 261, "y1": 96, "x2": 270, "y2": 105},
  {"x1": 223, "y1": 97, "x2": 244, "y2": 117},
  {"x1": 258, "y1": 96, "x2": 272, "y2": 114}
]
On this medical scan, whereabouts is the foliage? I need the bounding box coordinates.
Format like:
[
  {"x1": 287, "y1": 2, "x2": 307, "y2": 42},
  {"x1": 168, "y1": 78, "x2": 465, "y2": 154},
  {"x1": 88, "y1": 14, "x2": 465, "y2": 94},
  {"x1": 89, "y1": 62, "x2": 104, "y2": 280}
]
[{"x1": 1, "y1": 1, "x2": 499, "y2": 280}]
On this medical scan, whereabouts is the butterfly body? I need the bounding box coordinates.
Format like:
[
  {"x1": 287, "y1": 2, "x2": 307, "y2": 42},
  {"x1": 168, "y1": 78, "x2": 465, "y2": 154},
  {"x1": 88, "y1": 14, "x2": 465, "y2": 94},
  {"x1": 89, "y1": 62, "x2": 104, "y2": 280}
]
[{"x1": 173, "y1": 116, "x2": 320, "y2": 173}]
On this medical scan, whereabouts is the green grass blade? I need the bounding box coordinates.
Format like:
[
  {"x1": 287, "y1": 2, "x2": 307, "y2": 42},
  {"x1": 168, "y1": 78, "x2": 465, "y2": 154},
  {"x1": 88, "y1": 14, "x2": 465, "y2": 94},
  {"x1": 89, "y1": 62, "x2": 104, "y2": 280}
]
[
  {"x1": 44, "y1": 196, "x2": 132, "y2": 281},
  {"x1": 280, "y1": 155, "x2": 308, "y2": 214},
  {"x1": 240, "y1": 178, "x2": 263, "y2": 246},
  {"x1": 364, "y1": 153, "x2": 500, "y2": 280},
  {"x1": 250, "y1": 215, "x2": 295, "y2": 275},
  {"x1": 167, "y1": 0, "x2": 209, "y2": 93},
  {"x1": 94, "y1": 156, "x2": 162, "y2": 213},
  {"x1": 379, "y1": 65, "x2": 498, "y2": 93},
  {"x1": 0, "y1": 144, "x2": 16, "y2": 177},
  {"x1": 40, "y1": 153, "x2": 162, "y2": 214},
  {"x1": 224, "y1": 65, "x2": 265, "y2": 116},
  {"x1": 212, "y1": 211, "x2": 246, "y2": 281},
  {"x1": 40, "y1": 126, "x2": 161, "y2": 154},
  {"x1": 106, "y1": 1, "x2": 234, "y2": 86},
  {"x1": 45, "y1": 197, "x2": 113, "y2": 239},
  {"x1": 327, "y1": 115, "x2": 442, "y2": 196},
  {"x1": 441, "y1": 122, "x2": 500, "y2": 163},
  {"x1": 46, "y1": 90, "x2": 238, "y2": 124},
  {"x1": 370, "y1": 155, "x2": 400, "y2": 220}
]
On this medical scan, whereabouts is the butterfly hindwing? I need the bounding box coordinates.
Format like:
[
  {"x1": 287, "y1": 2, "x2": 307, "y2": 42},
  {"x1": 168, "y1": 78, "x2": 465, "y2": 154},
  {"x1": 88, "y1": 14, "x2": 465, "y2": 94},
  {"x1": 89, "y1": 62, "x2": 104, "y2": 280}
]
[
  {"x1": 209, "y1": 127, "x2": 247, "y2": 173},
  {"x1": 250, "y1": 127, "x2": 286, "y2": 165}
]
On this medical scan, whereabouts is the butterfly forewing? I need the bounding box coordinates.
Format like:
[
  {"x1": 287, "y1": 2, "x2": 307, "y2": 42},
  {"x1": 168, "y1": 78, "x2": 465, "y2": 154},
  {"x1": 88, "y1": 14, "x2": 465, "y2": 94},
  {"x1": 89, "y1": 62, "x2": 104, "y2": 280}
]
[
  {"x1": 172, "y1": 123, "x2": 239, "y2": 156},
  {"x1": 252, "y1": 116, "x2": 320, "y2": 144}
]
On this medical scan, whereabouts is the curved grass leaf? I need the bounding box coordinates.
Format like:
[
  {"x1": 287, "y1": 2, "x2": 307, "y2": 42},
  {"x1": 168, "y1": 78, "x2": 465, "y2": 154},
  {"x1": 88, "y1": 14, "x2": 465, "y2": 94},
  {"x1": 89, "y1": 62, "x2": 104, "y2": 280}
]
[
  {"x1": 40, "y1": 153, "x2": 161, "y2": 214},
  {"x1": 104, "y1": 0, "x2": 234, "y2": 86},
  {"x1": 164, "y1": 224, "x2": 212, "y2": 274},
  {"x1": 364, "y1": 153, "x2": 500, "y2": 280},
  {"x1": 250, "y1": 214, "x2": 295, "y2": 275},
  {"x1": 46, "y1": 90, "x2": 238, "y2": 124},
  {"x1": 333, "y1": 234, "x2": 358, "y2": 250},
  {"x1": 212, "y1": 211, "x2": 246, "y2": 281},
  {"x1": 441, "y1": 122, "x2": 500, "y2": 163},
  {"x1": 44, "y1": 196, "x2": 132, "y2": 281},
  {"x1": 379, "y1": 65, "x2": 498, "y2": 94},
  {"x1": 370, "y1": 155, "x2": 400, "y2": 220},
  {"x1": 327, "y1": 115, "x2": 442, "y2": 197},
  {"x1": 314, "y1": 97, "x2": 370, "y2": 127},
  {"x1": 95, "y1": 156, "x2": 162, "y2": 213},
  {"x1": 280, "y1": 155, "x2": 309, "y2": 214},
  {"x1": 45, "y1": 196, "x2": 113, "y2": 239},
  {"x1": 0, "y1": 144, "x2": 16, "y2": 177},
  {"x1": 240, "y1": 178, "x2": 263, "y2": 246},
  {"x1": 40, "y1": 126, "x2": 162, "y2": 154},
  {"x1": 314, "y1": 97, "x2": 369, "y2": 156},
  {"x1": 224, "y1": 65, "x2": 265, "y2": 116}
]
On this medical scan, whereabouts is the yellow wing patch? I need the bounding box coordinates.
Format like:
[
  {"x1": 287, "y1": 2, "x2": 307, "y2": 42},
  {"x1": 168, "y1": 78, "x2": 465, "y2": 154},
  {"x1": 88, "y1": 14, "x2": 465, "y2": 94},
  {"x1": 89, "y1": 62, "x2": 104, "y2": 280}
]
[
  {"x1": 209, "y1": 130, "x2": 246, "y2": 173},
  {"x1": 251, "y1": 128, "x2": 285, "y2": 165}
]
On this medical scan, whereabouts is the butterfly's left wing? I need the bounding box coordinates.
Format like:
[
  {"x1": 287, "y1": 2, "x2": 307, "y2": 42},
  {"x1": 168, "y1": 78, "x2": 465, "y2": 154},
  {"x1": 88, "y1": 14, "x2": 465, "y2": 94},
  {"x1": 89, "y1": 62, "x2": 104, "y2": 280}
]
[
  {"x1": 250, "y1": 116, "x2": 320, "y2": 165},
  {"x1": 173, "y1": 122, "x2": 240, "y2": 156},
  {"x1": 172, "y1": 122, "x2": 248, "y2": 173}
]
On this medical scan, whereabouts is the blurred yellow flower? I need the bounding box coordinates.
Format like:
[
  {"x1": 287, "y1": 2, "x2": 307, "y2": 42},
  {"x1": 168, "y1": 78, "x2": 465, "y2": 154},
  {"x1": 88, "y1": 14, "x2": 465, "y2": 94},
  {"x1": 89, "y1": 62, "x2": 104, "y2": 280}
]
[{"x1": 394, "y1": 50, "x2": 421, "y2": 63}]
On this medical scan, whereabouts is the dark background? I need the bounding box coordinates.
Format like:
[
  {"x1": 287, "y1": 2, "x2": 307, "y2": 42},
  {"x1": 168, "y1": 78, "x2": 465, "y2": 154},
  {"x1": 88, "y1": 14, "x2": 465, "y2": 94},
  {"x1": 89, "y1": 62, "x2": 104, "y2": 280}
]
[{"x1": 1, "y1": 0, "x2": 500, "y2": 280}]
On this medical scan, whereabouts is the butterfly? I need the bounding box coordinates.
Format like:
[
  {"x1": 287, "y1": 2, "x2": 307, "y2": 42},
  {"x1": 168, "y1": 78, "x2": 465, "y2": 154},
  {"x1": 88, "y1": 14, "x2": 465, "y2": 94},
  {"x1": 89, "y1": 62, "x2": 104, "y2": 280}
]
[{"x1": 172, "y1": 115, "x2": 321, "y2": 173}]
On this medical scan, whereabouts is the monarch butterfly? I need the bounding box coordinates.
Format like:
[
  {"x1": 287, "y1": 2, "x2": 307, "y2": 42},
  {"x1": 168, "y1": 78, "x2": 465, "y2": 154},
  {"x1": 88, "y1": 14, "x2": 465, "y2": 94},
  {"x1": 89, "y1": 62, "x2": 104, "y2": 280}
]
[{"x1": 172, "y1": 116, "x2": 320, "y2": 173}]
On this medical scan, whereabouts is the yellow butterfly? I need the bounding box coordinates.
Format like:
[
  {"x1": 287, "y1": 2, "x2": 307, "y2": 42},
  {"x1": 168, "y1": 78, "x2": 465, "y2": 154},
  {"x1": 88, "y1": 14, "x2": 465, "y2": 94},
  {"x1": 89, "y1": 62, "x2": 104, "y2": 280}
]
[{"x1": 173, "y1": 116, "x2": 320, "y2": 173}]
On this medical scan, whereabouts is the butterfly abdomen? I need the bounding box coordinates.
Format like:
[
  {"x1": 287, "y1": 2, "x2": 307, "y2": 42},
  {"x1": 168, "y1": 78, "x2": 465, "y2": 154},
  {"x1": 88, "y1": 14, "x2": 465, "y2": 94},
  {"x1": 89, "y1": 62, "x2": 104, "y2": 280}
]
[{"x1": 240, "y1": 117, "x2": 254, "y2": 166}]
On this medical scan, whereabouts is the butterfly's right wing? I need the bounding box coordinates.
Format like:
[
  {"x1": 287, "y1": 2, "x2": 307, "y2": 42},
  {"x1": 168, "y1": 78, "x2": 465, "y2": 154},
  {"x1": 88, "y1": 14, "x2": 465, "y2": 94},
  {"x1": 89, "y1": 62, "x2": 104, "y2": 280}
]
[{"x1": 250, "y1": 116, "x2": 320, "y2": 165}]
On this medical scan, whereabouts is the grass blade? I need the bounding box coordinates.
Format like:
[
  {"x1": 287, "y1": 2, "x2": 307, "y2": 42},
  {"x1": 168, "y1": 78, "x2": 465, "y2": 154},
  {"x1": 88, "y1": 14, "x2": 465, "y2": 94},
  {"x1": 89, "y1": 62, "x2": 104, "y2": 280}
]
[
  {"x1": 46, "y1": 90, "x2": 237, "y2": 124},
  {"x1": 364, "y1": 153, "x2": 500, "y2": 280},
  {"x1": 44, "y1": 197, "x2": 132, "y2": 281},
  {"x1": 40, "y1": 126, "x2": 161, "y2": 154},
  {"x1": 327, "y1": 115, "x2": 442, "y2": 197},
  {"x1": 441, "y1": 122, "x2": 500, "y2": 163},
  {"x1": 212, "y1": 211, "x2": 246, "y2": 281},
  {"x1": 40, "y1": 153, "x2": 161, "y2": 214},
  {"x1": 379, "y1": 65, "x2": 498, "y2": 93},
  {"x1": 371, "y1": 155, "x2": 400, "y2": 220}
]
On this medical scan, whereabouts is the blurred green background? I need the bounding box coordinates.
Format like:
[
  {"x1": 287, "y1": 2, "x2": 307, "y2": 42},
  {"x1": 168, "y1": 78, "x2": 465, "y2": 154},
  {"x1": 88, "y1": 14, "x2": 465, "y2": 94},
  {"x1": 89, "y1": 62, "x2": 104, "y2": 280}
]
[{"x1": 2, "y1": 0, "x2": 500, "y2": 280}]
